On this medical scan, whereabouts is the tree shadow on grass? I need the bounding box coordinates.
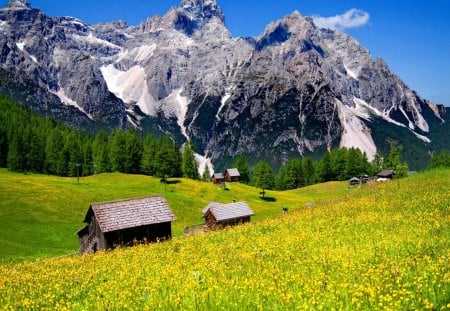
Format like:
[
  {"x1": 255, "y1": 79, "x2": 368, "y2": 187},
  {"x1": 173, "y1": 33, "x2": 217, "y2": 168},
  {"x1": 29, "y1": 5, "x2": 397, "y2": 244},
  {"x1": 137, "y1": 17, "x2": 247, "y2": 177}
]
[
  {"x1": 160, "y1": 179, "x2": 181, "y2": 185},
  {"x1": 260, "y1": 197, "x2": 277, "y2": 202}
]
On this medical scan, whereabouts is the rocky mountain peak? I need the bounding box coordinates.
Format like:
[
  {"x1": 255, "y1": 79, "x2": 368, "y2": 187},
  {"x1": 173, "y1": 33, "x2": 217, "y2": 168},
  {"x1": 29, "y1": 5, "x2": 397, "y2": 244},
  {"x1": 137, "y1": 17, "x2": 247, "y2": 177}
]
[
  {"x1": 178, "y1": 0, "x2": 225, "y2": 24},
  {"x1": 3, "y1": 0, "x2": 31, "y2": 10}
]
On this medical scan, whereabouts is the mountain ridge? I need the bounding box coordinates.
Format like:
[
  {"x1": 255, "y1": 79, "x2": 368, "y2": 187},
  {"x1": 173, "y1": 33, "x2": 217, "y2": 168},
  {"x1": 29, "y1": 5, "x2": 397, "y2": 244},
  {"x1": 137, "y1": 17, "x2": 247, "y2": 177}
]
[{"x1": 0, "y1": 0, "x2": 448, "y2": 170}]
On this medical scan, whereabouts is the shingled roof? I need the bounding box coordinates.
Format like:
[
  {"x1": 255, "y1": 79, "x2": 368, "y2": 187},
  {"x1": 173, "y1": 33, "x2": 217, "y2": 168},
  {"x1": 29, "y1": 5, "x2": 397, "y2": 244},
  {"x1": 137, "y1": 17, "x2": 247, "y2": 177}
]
[
  {"x1": 213, "y1": 173, "x2": 224, "y2": 179},
  {"x1": 203, "y1": 202, "x2": 254, "y2": 222},
  {"x1": 84, "y1": 196, "x2": 176, "y2": 233},
  {"x1": 225, "y1": 168, "x2": 240, "y2": 177},
  {"x1": 201, "y1": 201, "x2": 223, "y2": 216}
]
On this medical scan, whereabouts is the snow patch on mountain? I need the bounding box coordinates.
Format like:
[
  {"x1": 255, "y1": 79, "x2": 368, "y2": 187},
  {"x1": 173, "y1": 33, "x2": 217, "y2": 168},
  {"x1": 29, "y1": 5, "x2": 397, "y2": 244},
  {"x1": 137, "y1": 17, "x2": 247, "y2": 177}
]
[
  {"x1": 100, "y1": 64, "x2": 158, "y2": 114},
  {"x1": 117, "y1": 44, "x2": 157, "y2": 63},
  {"x1": 195, "y1": 153, "x2": 214, "y2": 176},
  {"x1": 51, "y1": 88, "x2": 93, "y2": 120},
  {"x1": 72, "y1": 33, "x2": 122, "y2": 50},
  {"x1": 337, "y1": 99, "x2": 376, "y2": 160},
  {"x1": 343, "y1": 63, "x2": 358, "y2": 80},
  {"x1": 162, "y1": 89, "x2": 190, "y2": 139},
  {"x1": 215, "y1": 87, "x2": 233, "y2": 120}
]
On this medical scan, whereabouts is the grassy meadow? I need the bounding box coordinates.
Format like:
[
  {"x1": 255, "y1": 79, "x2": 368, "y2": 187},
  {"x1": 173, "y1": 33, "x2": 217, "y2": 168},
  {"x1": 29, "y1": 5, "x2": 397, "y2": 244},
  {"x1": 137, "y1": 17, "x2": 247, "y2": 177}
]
[
  {"x1": 0, "y1": 169, "x2": 449, "y2": 309},
  {"x1": 0, "y1": 168, "x2": 348, "y2": 261}
]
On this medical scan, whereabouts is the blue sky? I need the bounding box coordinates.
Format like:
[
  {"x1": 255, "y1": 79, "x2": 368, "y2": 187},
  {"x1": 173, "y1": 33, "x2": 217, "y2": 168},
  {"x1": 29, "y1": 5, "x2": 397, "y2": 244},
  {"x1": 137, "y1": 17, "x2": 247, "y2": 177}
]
[{"x1": 4, "y1": 0, "x2": 449, "y2": 106}]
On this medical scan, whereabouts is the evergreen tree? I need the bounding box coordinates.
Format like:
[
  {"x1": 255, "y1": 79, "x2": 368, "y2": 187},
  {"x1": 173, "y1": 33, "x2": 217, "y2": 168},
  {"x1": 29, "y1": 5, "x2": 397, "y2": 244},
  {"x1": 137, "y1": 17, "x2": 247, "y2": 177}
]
[
  {"x1": 0, "y1": 127, "x2": 7, "y2": 167},
  {"x1": 7, "y1": 129, "x2": 25, "y2": 172},
  {"x1": 330, "y1": 148, "x2": 348, "y2": 181},
  {"x1": 395, "y1": 162, "x2": 409, "y2": 178},
  {"x1": 286, "y1": 158, "x2": 303, "y2": 189},
  {"x1": 373, "y1": 151, "x2": 384, "y2": 173},
  {"x1": 319, "y1": 151, "x2": 333, "y2": 182},
  {"x1": 252, "y1": 160, "x2": 275, "y2": 197},
  {"x1": 429, "y1": 150, "x2": 450, "y2": 169},
  {"x1": 109, "y1": 129, "x2": 126, "y2": 173},
  {"x1": 275, "y1": 164, "x2": 289, "y2": 190},
  {"x1": 83, "y1": 141, "x2": 94, "y2": 176},
  {"x1": 45, "y1": 129, "x2": 64, "y2": 175},
  {"x1": 92, "y1": 130, "x2": 109, "y2": 173},
  {"x1": 141, "y1": 133, "x2": 158, "y2": 176},
  {"x1": 124, "y1": 129, "x2": 143, "y2": 174},
  {"x1": 155, "y1": 135, "x2": 181, "y2": 178},
  {"x1": 302, "y1": 157, "x2": 315, "y2": 186},
  {"x1": 233, "y1": 155, "x2": 250, "y2": 184},
  {"x1": 202, "y1": 165, "x2": 211, "y2": 182},
  {"x1": 385, "y1": 146, "x2": 401, "y2": 169},
  {"x1": 182, "y1": 141, "x2": 199, "y2": 179}
]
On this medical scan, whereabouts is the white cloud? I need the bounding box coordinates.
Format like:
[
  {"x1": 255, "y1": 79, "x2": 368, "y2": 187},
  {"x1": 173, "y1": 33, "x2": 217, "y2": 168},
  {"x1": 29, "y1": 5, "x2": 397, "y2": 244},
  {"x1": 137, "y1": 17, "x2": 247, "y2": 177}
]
[{"x1": 312, "y1": 9, "x2": 370, "y2": 31}]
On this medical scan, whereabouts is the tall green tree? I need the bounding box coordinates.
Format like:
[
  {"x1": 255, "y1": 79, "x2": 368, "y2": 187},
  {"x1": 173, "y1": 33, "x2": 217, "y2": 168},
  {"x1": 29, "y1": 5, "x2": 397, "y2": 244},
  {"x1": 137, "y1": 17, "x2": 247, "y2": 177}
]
[
  {"x1": 123, "y1": 129, "x2": 143, "y2": 174},
  {"x1": 45, "y1": 129, "x2": 64, "y2": 175},
  {"x1": 92, "y1": 130, "x2": 110, "y2": 174},
  {"x1": 275, "y1": 164, "x2": 289, "y2": 190},
  {"x1": 141, "y1": 133, "x2": 158, "y2": 176},
  {"x1": 233, "y1": 155, "x2": 250, "y2": 184},
  {"x1": 109, "y1": 129, "x2": 126, "y2": 173},
  {"x1": 155, "y1": 135, "x2": 181, "y2": 178},
  {"x1": 385, "y1": 146, "x2": 401, "y2": 170},
  {"x1": 0, "y1": 127, "x2": 7, "y2": 167},
  {"x1": 302, "y1": 157, "x2": 315, "y2": 186},
  {"x1": 252, "y1": 160, "x2": 275, "y2": 197},
  {"x1": 429, "y1": 150, "x2": 450, "y2": 169},
  {"x1": 7, "y1": 129, "x2": 25, "y2": 172},
  {"x1": 202, "y1": 165, "x2": 211, "y2": 182},
  {"x1": 330, "y1": 148, "x2": 348, "y2": 181},
  {"x1": 182, "y1": 141, "x2": 199, "y2": 180}
]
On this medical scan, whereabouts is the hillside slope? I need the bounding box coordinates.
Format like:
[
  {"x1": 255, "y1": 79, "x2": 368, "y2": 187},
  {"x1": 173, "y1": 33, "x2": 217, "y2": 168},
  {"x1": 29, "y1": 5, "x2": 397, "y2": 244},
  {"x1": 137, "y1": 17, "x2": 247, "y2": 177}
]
[
  {"x1": 1, "y1": 169, "x2": 449, "y2": 309},
  {"x1": 0, "y1": 169, "x2": 347, "y2": 261}
]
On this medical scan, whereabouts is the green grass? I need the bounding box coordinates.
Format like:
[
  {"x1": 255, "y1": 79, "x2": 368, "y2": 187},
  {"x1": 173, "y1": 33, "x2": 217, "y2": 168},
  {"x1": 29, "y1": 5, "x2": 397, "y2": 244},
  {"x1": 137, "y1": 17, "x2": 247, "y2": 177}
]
[
  {"x1": 1, "y1": 169, "x2": 448, "y2": 310},
  {"x1": 0, "y1": 168, "x2": 349, "y2": 261}
]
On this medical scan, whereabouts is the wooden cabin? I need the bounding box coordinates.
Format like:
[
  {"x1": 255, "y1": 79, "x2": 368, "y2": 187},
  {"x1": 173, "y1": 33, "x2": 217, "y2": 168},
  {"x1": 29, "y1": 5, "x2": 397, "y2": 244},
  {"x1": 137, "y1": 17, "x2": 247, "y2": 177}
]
[
  {"x1": 202, "y1": 201, "x2": 254, "y2": 228},
  {"x1": 377, "y1": 170, "x2": 394, "y2": 181},
  {"x1": 212, "y1": 173, "x2": 225, "y2": 184},
  {"x1": 77, "y1": 196, "x2": 176, "y2": 254},
  {"x1": 349, "y1": 177, "x2": 361, "y2": 186},
  {"x1": 224, "y1": 168, "x2": 240, "y2": 182}
]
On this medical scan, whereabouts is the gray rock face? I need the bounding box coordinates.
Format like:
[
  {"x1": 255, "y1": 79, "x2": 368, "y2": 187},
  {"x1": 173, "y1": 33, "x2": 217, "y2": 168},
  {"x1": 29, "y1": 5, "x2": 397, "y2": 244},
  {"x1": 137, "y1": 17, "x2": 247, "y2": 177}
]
[{"x1": 0, "y1": 0, "x2": 447, "y2": 169}]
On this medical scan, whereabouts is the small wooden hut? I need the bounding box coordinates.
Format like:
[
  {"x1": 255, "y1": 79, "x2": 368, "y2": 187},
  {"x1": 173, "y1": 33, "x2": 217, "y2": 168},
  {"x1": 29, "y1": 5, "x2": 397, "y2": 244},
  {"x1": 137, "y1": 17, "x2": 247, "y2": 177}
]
[
  {"x1": 77, "y1": 196, "x2": 176, "y2": 254},
  {"x1": 224, "y1": 168, "x2": 240, "y2": 182},
  {"x1": 212, "y1": 173, "x2": 225, "y2": 184},
  {"x1": 202, "y1": 201, "x2": 254, "y2": 228},
  {"x1": 349, "y1": 177, "x2": 360, "y2": 186},
  {"x1": 377, "y1": 170, "x2": 394, "y2": 181}
]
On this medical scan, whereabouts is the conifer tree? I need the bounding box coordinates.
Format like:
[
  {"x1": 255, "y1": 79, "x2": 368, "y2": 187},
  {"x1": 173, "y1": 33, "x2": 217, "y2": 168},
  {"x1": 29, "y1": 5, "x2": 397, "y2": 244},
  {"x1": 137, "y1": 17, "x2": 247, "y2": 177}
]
[
  {"x1": 124, "y1": 129, "x2": 143, "y2": 174},
  {"x1": 275, "y1": 164, "x2": 288, "y2": 190},
  {"x1": 155, "y1": 135, "x2": 181, "y2": 178},
  {"x1": 109, "y1": 129, "x2": 126, "y2": 173},
  {"x1": 385, "y1": 146, "x2": 401, "y2": 169},
  {"x1": 233, "y1": 155, "x2": 250, "y2": 184},
  {"x1": 141, "y1": 133, "x2": 158, "y2": 176},
  {"x1": 302, "y1": 157, "x2": 315, "y2": 186},
  {"x1": 92, "y1": 130, "x2": 109, "y2": 173},
  {"x1": 202, "y1": 165, "x2": 211, "y2": 182},
  {"x1": 182, "y1": 140, "x2": 199, "y2": 179},
  {"x1": 252, "y1": 160, "x2": 275, "y2": 197}
]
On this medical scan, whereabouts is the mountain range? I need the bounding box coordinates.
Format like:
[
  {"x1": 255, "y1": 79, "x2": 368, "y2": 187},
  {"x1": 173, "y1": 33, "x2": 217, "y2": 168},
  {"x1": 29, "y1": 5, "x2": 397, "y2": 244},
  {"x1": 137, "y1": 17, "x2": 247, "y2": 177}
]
[{"x1": 0, "y1": 0, "x2": 448, "y2": 171}]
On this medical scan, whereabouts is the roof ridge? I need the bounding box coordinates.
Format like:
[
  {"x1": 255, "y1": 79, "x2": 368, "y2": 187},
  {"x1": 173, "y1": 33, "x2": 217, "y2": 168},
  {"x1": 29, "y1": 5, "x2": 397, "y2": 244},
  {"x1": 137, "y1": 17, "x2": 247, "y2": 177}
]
[{"x1": 90, "y1": 195, "x2": 165, "y2": 207}]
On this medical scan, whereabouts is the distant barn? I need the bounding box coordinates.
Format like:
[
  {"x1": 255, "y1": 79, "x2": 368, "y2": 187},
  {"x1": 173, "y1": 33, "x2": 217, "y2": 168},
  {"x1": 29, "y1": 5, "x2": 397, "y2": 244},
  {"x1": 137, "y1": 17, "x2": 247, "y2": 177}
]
[
  {"x1": 212, "y1": 173, "x2": 225, "y2": 184},
  {"x1": 377, "y1": 170, "x2": 394, "y2": 181},
  {"x1": 202, "y1": 201, "x2": 254, "y2": 228},
  {"x1": 349, "y1": 177, "x2": 360, "y2": 186},
  {"x1": 224, "y1": 168, "x2": 240, "y2": 182},
  {"x1": 77, "y1": 196, "x2": 176, "y2": 254}
]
